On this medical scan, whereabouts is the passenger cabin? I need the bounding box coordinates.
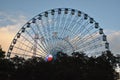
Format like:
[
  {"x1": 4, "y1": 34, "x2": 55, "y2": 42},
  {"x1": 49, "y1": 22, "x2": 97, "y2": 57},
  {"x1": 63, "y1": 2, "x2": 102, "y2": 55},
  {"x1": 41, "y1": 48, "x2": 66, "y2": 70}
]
[
  {"x1": 105, "y1": 42, "x2": 109, "y2": 49},
  {"x1": 99, "y1": 28, "x2": 103, "y2": 34},
  {"x1": 51, "y1": 9, "x2": 55, "y2": 15},
  {"x1": 84, "y1": 14, "x2": 88, "y2": 20},
  {"x1": 71, "y1": 9, "x2": 75, "y2": 15},
  {"x1": 103, "y1": 35, "x2": 107, "y2": 41},
  {"x1": 95, "y1": 23, "x2": 99, "y2": 28}
]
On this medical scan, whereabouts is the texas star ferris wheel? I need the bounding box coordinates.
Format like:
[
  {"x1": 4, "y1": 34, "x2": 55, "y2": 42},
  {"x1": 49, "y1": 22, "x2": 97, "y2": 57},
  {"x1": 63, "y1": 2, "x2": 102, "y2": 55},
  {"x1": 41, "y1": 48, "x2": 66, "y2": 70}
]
[{"x1": 7, "y1": 8, "x2": 109, "y2": 58}]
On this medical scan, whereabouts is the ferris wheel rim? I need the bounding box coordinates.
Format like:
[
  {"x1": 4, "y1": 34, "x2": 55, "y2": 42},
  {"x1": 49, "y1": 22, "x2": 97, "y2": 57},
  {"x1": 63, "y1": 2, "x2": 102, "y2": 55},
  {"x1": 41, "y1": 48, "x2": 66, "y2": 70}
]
[{"x1": 7, "y1": 8, "x2": 109, "y2": 59}]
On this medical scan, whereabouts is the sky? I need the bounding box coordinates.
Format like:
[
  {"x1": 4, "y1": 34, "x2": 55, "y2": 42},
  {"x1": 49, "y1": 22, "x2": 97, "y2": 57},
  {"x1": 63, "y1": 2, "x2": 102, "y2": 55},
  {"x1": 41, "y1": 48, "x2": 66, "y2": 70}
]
[{"x1": 0, "y1": 0, "x2": 120, "y2": 55}]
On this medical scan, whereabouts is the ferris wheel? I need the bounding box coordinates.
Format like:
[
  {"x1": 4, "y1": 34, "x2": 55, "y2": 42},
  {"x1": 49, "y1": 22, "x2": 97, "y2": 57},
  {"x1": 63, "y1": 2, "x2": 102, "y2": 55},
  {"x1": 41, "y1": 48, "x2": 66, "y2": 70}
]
[{"x1": 7, "y1": 8, "x2": 109, "y2": 59}]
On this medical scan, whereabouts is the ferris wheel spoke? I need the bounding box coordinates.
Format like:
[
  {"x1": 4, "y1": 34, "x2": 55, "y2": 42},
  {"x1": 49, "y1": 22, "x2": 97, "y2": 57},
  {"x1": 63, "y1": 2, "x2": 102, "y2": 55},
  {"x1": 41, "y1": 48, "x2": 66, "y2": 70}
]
[
  {"x1": 61, "y1": 14, "x2": 73, "y2": 38},
  {"x1": 37, "y1": 15, "x2": 46, "y2": 36},
  {"x1": 76, "y1": 20, "x2": 90, "y2": 36},
  {"x1": 71, "y1": 18, "x2": 84, "y2": 34},
  {"x1": 74, "y1": 25, "x2": 95, "y2": 45},
  {"x1": 34, "y1": 20, "x2": 44, "y2": 38},
  {"x1": 70, "y1": 30, "x2": 99, "y2": 47},
  {"x1": 45, "y1": 14, "x2": 51, "y2": 38},
  {"x1": 62, "y1": 15, "x2": 79, "y2": 40},
  {"x1": 56, "y1": 9, "x2": 62, "y2": 34},
  {"x1": 12, "y1": 49, "x2": 43, "y2": 58},
  {"x1": 16, "y1": 39, "x2": 46, "y2": 56},
  {"x1": 59, "y1": 14, "x2": 66, "y2": 37},
  {"x1": 34, "y1": 21, "x2": 50, "y2": 53},
  {"x1": 40, "y1": 19, "x2": 50, "y2": 50},
  {"x1": 76, "y1": 31, "x2": 99, "y2": 46},
  {"x1": 36, "y1": 21, "x2": 51, "y2": 53},
  {"x1": 64, "y1": 13, "x2": 73, "y2": 29},
  {"x1": 13, "y1": 46, "x2": 34, "y2": 55},
  {"x1": 44, "y1": 14, "x2": 53, "y2": 52},
  {"x1": 40, "y1": 19, "x2": 47, "y2": 37},
  {"x1": 12, "y1": 52, "x2": 34, "y2": 58},
  {"x1": 32, "y1": 19, "x2": 49, "y2": 51},
  {"x1": 82, "y1": 43, "x2": 103, "y2": 52},
  {"x1": 61, "y1": 37, "x2": 74, "y2": 51},
  {"x1": 75, "y1": 33, "x2": 105, "y2": 53},
  {"x1": 49, "y1": 15, "x2": 55, "y2": 51},
  {"x1": 60, "y1": 9, "x2": 70, "y2": 37},
  {"x1": 56, "y1": 14, "x2": 61, "y2": 33},
  {"x1": 64, "y1": 14, "x2": 78, "y2": 35},
  {"x1": 68, "y1": 15, "x2": 79, "y2": 30},
  {"x1": 47, "y1": 11, "x2": 59, "y2": 52},
  {"x1": 64, "y1": 10, "x2": 82, "y2": 38},
  {"x1": 52, "y1": 11, "x2": 62, "y2": 49},
  {"x1": 63, "y1": 15, "x2": 73, "y2": 34},
  {"x1": 51, "y1": 11, "x2": 63, "y2": 49},
  {"x1": 16, "y1": 41, "x2": 46, "y2": 55},
  {"x1": 24, "y1": 30, "x2": 49, "y2": 54},
  {"x1": 14, "y1": 46, "x2": 45, "y2": 56},
  {"x1": 76, "y1": 36, "x2": 102, "y2": 50}
]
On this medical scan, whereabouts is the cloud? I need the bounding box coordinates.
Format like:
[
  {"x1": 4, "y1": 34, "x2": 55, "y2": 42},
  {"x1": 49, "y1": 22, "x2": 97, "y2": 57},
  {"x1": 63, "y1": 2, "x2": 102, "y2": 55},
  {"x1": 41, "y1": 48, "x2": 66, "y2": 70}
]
[
  {"x1": 0, "y1": 12, "x2": 26, "y2": 27},
  {"x1": 0, "y1": 12, "x2": 27, "y2": 52},
  {"x1": 107, "y1": 30, "x2": 120, "y2": 54}
]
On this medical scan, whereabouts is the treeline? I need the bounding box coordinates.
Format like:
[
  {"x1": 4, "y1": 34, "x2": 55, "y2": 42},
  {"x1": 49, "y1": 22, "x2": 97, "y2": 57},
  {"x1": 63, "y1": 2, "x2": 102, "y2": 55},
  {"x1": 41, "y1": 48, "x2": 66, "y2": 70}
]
[{"x1": 0, "y1": 48, "x2": 120, "y2": 80}]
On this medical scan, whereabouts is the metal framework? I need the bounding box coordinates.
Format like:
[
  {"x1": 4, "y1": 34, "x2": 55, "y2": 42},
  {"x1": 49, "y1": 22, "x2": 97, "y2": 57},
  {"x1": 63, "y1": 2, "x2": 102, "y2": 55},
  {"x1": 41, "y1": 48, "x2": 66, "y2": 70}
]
[{"x1": 7, "y1": 8, "x2": 109, "y2": 58}]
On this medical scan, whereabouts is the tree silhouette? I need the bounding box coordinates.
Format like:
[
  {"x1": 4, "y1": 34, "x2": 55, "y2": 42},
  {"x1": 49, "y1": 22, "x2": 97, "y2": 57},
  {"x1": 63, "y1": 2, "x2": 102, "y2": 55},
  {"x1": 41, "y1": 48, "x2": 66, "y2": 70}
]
[
  {"x1": 0, "y1": 45, "x2": 5, "y2": 59},
  {"x1": 0, "y1": 48, "x2": 118, "y2": 80}
]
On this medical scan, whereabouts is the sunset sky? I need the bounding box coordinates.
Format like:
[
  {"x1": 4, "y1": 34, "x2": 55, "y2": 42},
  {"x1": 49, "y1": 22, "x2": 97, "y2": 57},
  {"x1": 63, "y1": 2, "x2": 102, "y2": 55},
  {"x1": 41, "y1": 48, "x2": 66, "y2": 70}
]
[{"x1": 0, "y1": 0, "x2": 120, "y2": 54}]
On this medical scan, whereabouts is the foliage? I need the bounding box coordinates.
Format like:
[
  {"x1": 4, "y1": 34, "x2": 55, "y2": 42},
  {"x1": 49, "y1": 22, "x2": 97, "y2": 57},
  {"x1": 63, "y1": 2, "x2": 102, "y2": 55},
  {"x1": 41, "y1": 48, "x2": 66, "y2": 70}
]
[
  {"x1": 0, "y1": 47, "x2": 5, "y2": 59},
  {"x1": 0, "y1": 50, "x2": 119, "y2": 80}
]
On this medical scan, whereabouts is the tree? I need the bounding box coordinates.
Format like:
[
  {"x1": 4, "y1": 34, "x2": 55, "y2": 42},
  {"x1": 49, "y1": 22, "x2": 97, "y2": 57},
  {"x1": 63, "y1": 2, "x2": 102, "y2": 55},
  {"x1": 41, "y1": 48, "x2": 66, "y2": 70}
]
[
  {"x1": 0, "y1": 45, "x2": 5, "y2": 59},
  {"x1": 0, "y1": 50, "x2": 118, "y2": 80}
]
